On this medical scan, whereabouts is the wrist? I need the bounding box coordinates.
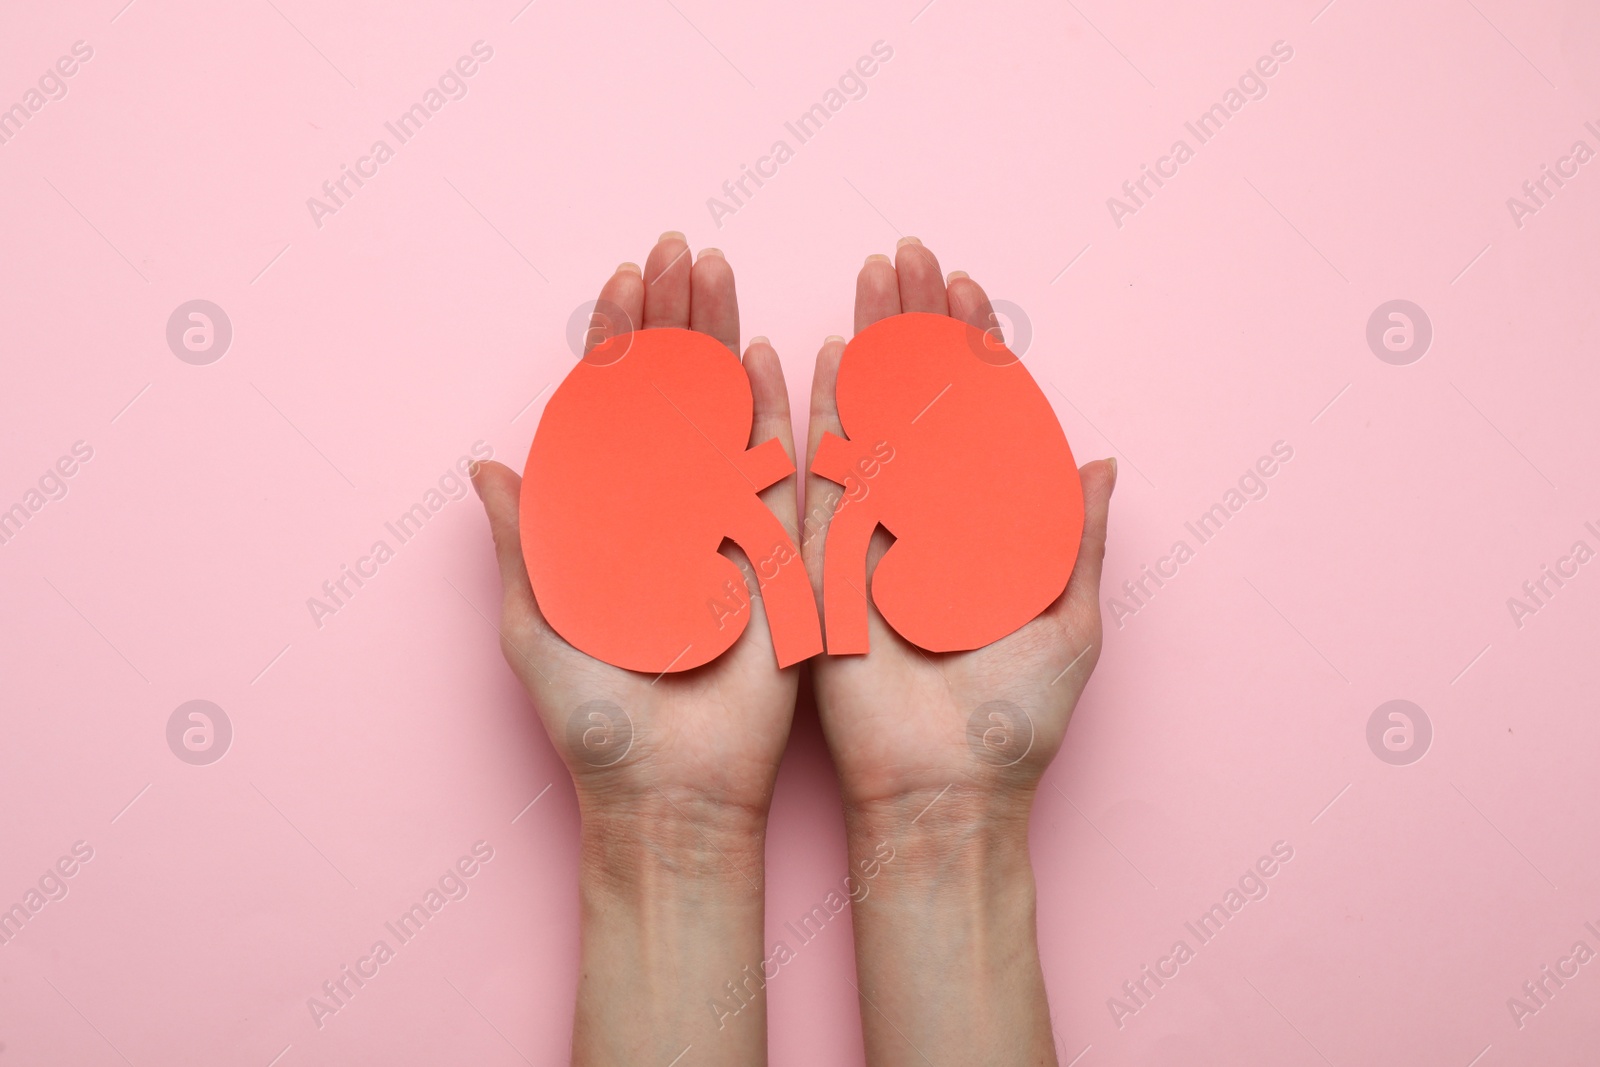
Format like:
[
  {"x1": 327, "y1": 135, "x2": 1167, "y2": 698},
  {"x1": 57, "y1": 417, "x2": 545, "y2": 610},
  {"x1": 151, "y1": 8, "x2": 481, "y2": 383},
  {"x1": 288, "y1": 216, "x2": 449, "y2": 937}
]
[
  {"x1": 571, "y1": 791, "x2": 771, "y2": 1065},
  {"x1": 841, "y1": 788, "x2": 1054, "y2": 1067},
  {"x1": 578, "y1": 786, "x2": 768, "y2": 895},
  {"x1": 843, "y1": 785, "x2": 1036, "y2": 901}
]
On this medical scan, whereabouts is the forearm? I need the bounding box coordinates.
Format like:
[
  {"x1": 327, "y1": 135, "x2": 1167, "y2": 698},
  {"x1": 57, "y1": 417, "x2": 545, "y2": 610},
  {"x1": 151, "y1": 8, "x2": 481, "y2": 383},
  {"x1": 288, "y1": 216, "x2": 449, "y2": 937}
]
[
  {"x1": 844, "y1": 793, "x2": 1057, "y2": 1067},
  {"x1": 574, "y1": 797, "x2": 770, "y2": 1067}
]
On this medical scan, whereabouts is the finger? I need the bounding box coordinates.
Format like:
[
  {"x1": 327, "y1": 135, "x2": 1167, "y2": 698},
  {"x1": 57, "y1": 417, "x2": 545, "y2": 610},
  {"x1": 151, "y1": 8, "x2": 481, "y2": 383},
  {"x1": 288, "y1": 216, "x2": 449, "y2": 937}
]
[
  {"x1": 743, "y1": 337, "x2": 798, "y2": 536},
  {"x1": 642, "y1": 230, "x2": 692, "y2": 329},
  {"x1": 1054, "y1": 457, "x2": 1117, "y2": 623},
  {"x1": 946, "y1": 271, "x2": 997, "y2": 335},
  {"x1": 733, "y1": 337, "x2": 813, "y2": 664},
  {"x1": 690, "y1": 247, "x2": 740, "y2": 352},
  {"x1": 801, "y1": 335, "x2": 848, "y2": 588},
  {"x1": 469, "y1": 459, "x2": 548, "y2": 643},
  {"x1": 894, "y1": 236, "x2": 947, "y2": 315},
  {"x1": 854, "y1": 254, "x2": 901, "y2": 335},
  {"x1": 586, "y1": 263, "x2": 644, "y2": 356}
]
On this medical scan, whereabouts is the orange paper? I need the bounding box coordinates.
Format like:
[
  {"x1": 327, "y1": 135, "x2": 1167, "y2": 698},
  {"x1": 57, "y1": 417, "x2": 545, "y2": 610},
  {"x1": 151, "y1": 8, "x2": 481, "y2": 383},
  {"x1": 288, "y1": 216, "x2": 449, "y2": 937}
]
[
  {"x1": 810, "y1": 312, "x2": 1083, "y2": 654},
  {"x1": 521, "y1": 328, "x2": 823, "y2": 673}
]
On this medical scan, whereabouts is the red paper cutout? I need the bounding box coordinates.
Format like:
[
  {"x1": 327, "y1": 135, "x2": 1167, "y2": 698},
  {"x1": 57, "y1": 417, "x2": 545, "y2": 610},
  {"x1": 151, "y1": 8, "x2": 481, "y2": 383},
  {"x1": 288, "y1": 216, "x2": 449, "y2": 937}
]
[
  {"x1": 810, "y1": 312, "x2": 1083, "y2": 654},
  {"x1": 521, "y1": 327, "x2": 822, "y2": 674}
]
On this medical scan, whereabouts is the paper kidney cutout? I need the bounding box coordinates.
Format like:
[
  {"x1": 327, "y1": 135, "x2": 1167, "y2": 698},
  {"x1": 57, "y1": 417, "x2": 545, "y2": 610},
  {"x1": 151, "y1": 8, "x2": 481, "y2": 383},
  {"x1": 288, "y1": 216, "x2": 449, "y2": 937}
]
[
  {"x1": 810, "y1": 312, "x2": 1083, "y2": 654},
  {"x1": 520, "y1": 327, "x2": 822, "y2": 673}
]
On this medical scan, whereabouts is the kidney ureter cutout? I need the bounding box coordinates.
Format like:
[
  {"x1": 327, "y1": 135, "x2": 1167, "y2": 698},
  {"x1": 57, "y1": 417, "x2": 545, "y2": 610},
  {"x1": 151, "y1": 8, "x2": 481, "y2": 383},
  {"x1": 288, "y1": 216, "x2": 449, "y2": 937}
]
[
  {"x1": 521, "y1": 328, "x2": 822, "y2": 674},
  {"x1": 810, "y1": 312, "x2": 1084, "y2": 654}
]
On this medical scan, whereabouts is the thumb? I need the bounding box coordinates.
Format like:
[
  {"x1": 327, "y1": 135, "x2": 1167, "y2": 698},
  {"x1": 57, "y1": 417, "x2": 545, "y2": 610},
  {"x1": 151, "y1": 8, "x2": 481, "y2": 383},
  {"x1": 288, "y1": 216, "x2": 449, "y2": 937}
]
[
  {"x1": 470, "y1": 459, "x2": 544, "y2": 636},
  {"x1": 1058, "y1": 457, "x2": 1116, "y2": 620}
]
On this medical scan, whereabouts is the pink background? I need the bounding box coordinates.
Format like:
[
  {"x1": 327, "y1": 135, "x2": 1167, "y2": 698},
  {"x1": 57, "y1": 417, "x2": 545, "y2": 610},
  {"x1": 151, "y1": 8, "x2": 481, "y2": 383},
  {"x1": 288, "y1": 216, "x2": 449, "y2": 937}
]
[{"x1": 3, "y1": 0, "x2": 1599, "y2": 1063}]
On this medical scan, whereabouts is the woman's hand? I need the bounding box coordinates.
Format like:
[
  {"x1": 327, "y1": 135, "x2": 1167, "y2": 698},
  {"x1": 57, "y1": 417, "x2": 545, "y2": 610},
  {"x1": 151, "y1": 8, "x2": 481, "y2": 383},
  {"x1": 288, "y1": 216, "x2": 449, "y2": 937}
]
[
  {"x1": 473, "y1": 233, "x2": 800, "y2": 1066},
  {"x1": 805, "y1": 238, "x2": 1115, "y2": 831},
  {"x1": 802, "y1": 238, "x2": 1116, "y2": 1066},
  {"x1": 475, "y1": 232, "x2": 803, "y2": 836}
]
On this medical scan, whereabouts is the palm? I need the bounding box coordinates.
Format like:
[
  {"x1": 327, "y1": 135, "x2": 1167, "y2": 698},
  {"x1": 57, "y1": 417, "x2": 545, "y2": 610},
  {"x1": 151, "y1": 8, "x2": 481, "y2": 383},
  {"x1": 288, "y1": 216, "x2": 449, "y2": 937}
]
[
  {"x1": 499, "y1": 582, "x2": 797, "y2": 812},
  {"x1": 803, "y1": 240, "x2": 1115, "y2": 811}
]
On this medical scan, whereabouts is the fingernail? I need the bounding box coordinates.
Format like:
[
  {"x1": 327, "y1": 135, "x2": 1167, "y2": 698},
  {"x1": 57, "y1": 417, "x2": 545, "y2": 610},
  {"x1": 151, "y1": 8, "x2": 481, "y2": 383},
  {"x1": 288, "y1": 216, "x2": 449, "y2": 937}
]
[
  {"x1": 659, "y1": 230, "x2": 686, "y2": 243},
  {"x1": 825, "y1": 334, "x2": 846, "y2": 345},
  {"x1": 469, "y1": 460, "x2": 485, "y2": 496},
  {"x1": 1106, "y1": 457, "x2": 1118, "y2": 490},
  {"x1": 946, "y1": 270, "x2": 969, "y2": 283},
  {"x1": 896, "y1": 236, "x2": 922, "y2": 249},
  {"x1": 697, "y1": 247, "x2": 724, "y2": 260},
  {"x1": 616, "y1": 261, "x2": 641, "y2": 275},
  {"x1": 749, "y1": 335, "x2": 770, "y2": 346},
  {"x1": 864, "y1": 253, "x2": 891, "y2": 266}
]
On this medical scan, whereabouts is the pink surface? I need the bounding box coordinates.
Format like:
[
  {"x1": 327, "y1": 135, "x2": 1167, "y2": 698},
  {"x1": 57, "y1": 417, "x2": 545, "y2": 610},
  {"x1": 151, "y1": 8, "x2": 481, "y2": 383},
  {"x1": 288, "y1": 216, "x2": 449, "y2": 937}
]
[{"x1": 2, "y1": 0, "x2": 1598, "y2": 1063}]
